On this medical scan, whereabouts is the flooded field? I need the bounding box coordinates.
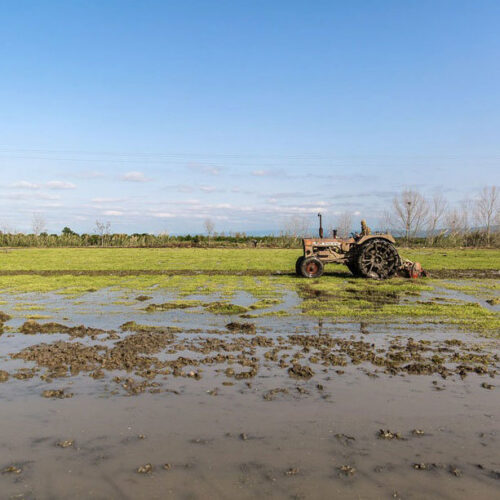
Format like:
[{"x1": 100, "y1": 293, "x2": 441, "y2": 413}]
[{"x1": 0, "y1": 249, "x2": 499, "y2": 499}]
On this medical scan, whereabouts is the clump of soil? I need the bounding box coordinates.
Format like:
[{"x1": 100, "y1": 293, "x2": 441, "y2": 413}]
[
  {"x1": 20, "y1": 320, "x2": 111, "y2": 339},
  {"x1": 288, "y1": 363, "x2": 314, "y2": 379},
  {"x1": 226, "y1": 322, "x2": 256, "y2": 334},
  {"x1": 135, "y1": 295, "x2": 152, "y2": 302},
  {"x1": 0, "y1": 370, "x2": 9, "y2": 382},
  {"x1": 378, "y1": 429, "x2": 403, "y2": 440},
  {"x1": 2, "y1": 465, "x2": 22, "y2": 474},
  {"x1": 481, "y1": 382, "x2": 494, "y2": 390},
  {"x1": 115, "y1": 377, "x2": 162, "y2": 395},
  {"x1": 56, "y1": 440, "x2": 74, "y2": 448},
  {"x1": 0, "y1": 311, "x2": 11, "y2": 322},
  {"x1": 413, "y1": 462, "x2": 441, "y2": 471},
  {"x1": 263, "y1": 388, "x2": 289, "y2": 401},
  {"x1": 42, "y1": 389, "x2": 73, "y2": 399},
  {"x1": 338, "y1": 465, "x2": 356, "y2": 476},
  {"x1": 137, "y1": 463, "x2": 153, "y2": 474}
]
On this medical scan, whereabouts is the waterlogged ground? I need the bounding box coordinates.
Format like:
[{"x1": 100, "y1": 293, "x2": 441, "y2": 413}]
[{"x1": 0, "y1": 248, "x2": 499, "y2": 499}]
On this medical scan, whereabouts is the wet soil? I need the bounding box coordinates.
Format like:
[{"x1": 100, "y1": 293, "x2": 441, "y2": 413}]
[
  {"x1": 0, "y1": 290, "x2": 499, "y2": 499},
  {"x1": 0, "y1": 268, "x2": 498, "y2": 279}
]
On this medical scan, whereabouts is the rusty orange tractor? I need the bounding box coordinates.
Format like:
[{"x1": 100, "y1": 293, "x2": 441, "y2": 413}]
[{"x1": 296, "y1": 215, "x2": 425, "y2": 279}]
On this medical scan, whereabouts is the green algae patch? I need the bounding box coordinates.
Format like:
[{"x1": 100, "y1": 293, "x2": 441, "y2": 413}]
[
  {"x1": 13, "y1": 304, "x2": 45, "y2": 311},
  {"x1": 242, "y1": 310, "x2": 291, "y2": 318},
  {"x1": 144, "y1": 300, "x2": 205, "y2": 312},
  {"x1": 204, "y1": 302, "x2": 248, "y2": 315},
  {"x1": 302, "y1": 296, "x2": 500, "y2": 336},
  {"x1": 120, "y1": 321, "x2": 183, "y2": 333},
  {"x1": 249, "y1": 298, "x2": 283, "y2": 310}
]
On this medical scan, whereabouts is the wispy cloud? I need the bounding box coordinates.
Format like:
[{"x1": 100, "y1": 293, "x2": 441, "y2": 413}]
[
  {"x1": 121, "y1": 171, "x2": 150, "y2": 182},
  {"x1": 46, "y1": 181, "x2": 76, "y2": 190},
  {"x1": 188, "y1": 164, "x2": 222, "y2": 176},
  {"x1": 91, "y1": 197, "x2": 125, "y2": 203},
  {"x1": 12, "y1": 181, "x2": 40, "y2": 189},
  {"x1": 6, "y1": 192, "x2": 60, "y2": 201},
  {"x1": 151, "y1": 212, "x2": 175, "y2": 218},
  {"x1": 10, "y1": 180, "x2": 75, "y2": 190},
  {"x1": 200, "y1": 185, "x2": 218, "y2": 193},
  {"x1": 103, "y1": 210, "x2": 124, "y2": 216}
]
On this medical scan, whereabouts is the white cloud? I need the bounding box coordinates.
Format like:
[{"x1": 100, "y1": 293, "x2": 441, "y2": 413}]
[
  {"x1": 12, "y1": 181, "x2": 40, "y2": 189},
  {"x1": 46, "y1": 181, "x2": 76, "y2": 190},
  {"x1": 151, "y1": 212, "x2": 174, "y2": 218},
  {"x1": 91, "y1": 197, "x2": 124, "y2": 203},
  {"x1": 122, "y1": 171, "x2": 150, "y2": 182},
  {"x1": 9, "y1": 180, "x2": 75, "y2": 190},
  {"x1": 7, "y1": 192, "x2": 60, "y2": 201},
  {"x1": 103, "y1": 210, "x2": 123, "y2": 216},
  {"x1": 200, "y1": 185, "x2": 217, "y2": 193}
]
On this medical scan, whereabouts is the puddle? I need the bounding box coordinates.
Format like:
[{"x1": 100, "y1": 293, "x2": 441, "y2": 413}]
[{"x1": 0, "y1": 288, "x2": 499, "y2": 499}]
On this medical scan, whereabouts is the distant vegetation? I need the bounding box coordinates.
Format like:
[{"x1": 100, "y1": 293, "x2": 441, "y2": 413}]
[
  {"x1": 1, "y1": 186, "x2": 498, "y2": 248},
  {"x1": 0, "y1": 230, "x2": 498, "y2": 248}
]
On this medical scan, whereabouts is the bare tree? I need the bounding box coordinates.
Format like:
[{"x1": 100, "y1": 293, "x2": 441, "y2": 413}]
[
  {"x1": 31, "y1": 213, "x2": 47, "y2": 236},
  {"x1": 426, "y1": 193, "x2": 447, "y2": 243},
  {"x1": 444, "y1": 199, "x2": 472, "y2": 244},
  {"x1": 459, "y1": 199, "x2": 473, "y2": 235},
  {"x1": 95, "y1": 220, "x2": 111, "y2": 247},
  {"x1": 0, "y1": 221, "x2": 15, "y2": 234},
  {"x1": 204, "y1": 218, "x2": 215, "y2": 245},
  {"x1": 444, "y1": 207, "x2": 462, "y2": 238},
  {"x1": 336, "y1": 211, "x2": 353, "y2": 238},
  {"x1": 389, "y1": 189, "x2": 429, "y2": 244},
  {"x1": 473, "y1": 186, "x2": 499, "y2": 244},
  {"x1": 281, "y1": 215, "x2": 311, "y2": 239}
]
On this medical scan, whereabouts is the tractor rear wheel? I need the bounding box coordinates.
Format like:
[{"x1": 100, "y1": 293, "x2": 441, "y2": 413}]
[
  {"x1": 357, "y1": 239, "x2": 400, "y2": 279},
  {"x1": 300, "y1": 257, "x2": 324, "y2": 278},
  {"x1": 295, "y1": 256, "x2": 305, "y2": 276}
]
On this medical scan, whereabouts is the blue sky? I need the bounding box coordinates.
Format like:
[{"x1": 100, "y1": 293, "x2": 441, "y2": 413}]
[{"x1": 1, "y1": 0, "x2": 499, "y2": 234}]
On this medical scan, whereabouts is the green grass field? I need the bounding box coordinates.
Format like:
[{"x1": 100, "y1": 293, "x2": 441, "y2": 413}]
[
  {"x1": 1, "y1": 247, "x2": 499, "y2": 271},
  {"x1": 0, "y1": 247, "x2": 498, "y2": 336}
]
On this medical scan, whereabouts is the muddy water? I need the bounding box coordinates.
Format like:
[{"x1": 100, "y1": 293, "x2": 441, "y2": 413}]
[{"x1": 0, "y1": 291, "x2": 499, "y2": 499}]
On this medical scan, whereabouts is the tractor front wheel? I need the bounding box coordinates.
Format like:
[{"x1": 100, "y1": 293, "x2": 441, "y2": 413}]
[
  {"x1": 295, "y1": 256, "x2": 305, "y2": 276},
  {"x1": 300, "y1": 257, "x2": 324, "y2": 278}
]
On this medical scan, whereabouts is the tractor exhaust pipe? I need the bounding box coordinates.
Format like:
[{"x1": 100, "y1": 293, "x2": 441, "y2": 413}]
[{"x1": 318, "y1": 213, "x2": 324, "y2": 238}]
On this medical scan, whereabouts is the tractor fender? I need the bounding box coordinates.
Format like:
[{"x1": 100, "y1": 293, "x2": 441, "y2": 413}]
[{"x1": 356, "y1": 234, "x2": 396, "y2": 246}]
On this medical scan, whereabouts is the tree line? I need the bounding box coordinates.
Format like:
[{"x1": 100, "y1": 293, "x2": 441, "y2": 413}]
[{"x1": 0, "y1": 186, "x2": 498, "y2": 248}]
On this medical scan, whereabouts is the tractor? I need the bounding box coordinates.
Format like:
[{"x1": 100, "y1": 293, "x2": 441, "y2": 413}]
[{"x1": 295, "y1": 214, "x2": 425, "y2": 279}]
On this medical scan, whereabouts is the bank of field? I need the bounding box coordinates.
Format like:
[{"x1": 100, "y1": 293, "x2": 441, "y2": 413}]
[{"x1": 0, "y1": 247, "x2": 498, "y2": 336}]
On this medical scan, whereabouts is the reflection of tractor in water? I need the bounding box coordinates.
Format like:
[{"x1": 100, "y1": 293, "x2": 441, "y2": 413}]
[{"x1": 296, "y1": 215, "x2": 425, "y2": 279}]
